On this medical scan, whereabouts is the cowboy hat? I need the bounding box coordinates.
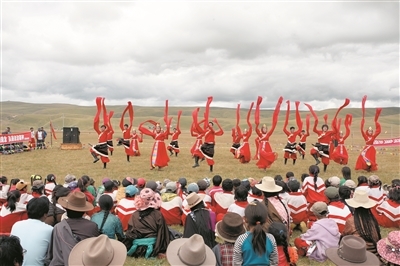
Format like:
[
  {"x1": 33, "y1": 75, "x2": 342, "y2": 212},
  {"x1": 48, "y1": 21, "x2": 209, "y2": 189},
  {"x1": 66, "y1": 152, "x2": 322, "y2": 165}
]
[
  {"x1": 326, "y1": 235, "x2": 380, "y2": 265},
  {"x1": 377, "y1": 231, "x2": 400, "y2": 265},
  {"x1": 215, "y1": 212, "x2": 245, "y2": 243},
  {"x1": 68, "y1": 234, "x2": 126, "y2": 266},
  {"x1": 255, "y1": 176, "x2": 282, "y2": 193},
  {"x1": 167, "y1": 234, "x2": 216, "y2": 266},
  {"x1": 58, "y1": 191, "x2": 94, "y2": 212},
  {"x1": 345, "y1": 190, "x2": 376, "y2": 209},
  {"x1": 186, "y1": 192, "x2": 202, "y2": 208}
]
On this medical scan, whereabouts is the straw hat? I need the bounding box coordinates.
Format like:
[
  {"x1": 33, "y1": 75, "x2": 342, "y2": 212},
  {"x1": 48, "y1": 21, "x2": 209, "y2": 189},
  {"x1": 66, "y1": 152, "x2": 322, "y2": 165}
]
[
  {"x1": 186, "y1": 192, "x2": 202, "y2": 208},
  {"x1": 255, "y1": 176, "x2": 282, "y2": 193},
  {"x1": 326, "y1": 235, "x2": 380, "y2": 265},
  {"x1": 377, "y1": 231, "x2": 400, "y2": 265},
  {"x1": 345, "y1": 190, "x2": 376, "y2": 209},
  {"x1": 215, "y1": 213, "x2": 245, "y2": 243},
  {"x1": 167, "y1": 234, "x2": 216, "y2": 266},
  {"x1": 68, "y1": 234, "x2": 126, "y2": 266},
  {"x1": 58, "y1": 191, "x2": 94, "y2": 212}
]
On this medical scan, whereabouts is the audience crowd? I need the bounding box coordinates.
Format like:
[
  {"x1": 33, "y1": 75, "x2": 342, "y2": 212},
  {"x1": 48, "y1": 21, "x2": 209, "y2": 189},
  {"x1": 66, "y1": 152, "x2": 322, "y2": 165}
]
[{"x1": 0, "y1": 166, "x2": 399, "y2": 266}]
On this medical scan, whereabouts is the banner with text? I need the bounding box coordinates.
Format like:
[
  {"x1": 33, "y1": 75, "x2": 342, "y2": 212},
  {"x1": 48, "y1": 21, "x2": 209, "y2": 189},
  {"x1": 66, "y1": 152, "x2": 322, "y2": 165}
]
[
  {"x1": 373, "y1": 137, "x2": 400, "y2": 147},
  {"x1": 0, "y1": 132, "x2": 31, "y2": 145}
]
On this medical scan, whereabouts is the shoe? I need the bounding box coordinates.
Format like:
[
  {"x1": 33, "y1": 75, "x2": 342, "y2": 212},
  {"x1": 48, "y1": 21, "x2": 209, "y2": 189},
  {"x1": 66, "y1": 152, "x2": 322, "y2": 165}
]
[
  {"x1": 93, "y1": 158, "x2": 99, "y2": 163},
  {"x1": 192, "y1": 163, "x2": 200, "y2": 168},
  {"x1": 300, "y1": 221, "x2": 308, "y2": 233}
]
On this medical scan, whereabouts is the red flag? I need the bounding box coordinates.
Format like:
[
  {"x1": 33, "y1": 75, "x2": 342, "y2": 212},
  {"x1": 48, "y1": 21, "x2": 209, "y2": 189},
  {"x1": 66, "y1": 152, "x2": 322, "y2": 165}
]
[{"x1": 50, "y1": 121, "x2": 57, "y2": 140}]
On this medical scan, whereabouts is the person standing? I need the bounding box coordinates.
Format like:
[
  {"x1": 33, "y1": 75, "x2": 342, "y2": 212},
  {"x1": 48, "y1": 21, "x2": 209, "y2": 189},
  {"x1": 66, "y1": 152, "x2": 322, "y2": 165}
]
[
  {"x1": 331, "y1": 114, "x2": 352, "y2": 165},
  {"x1": 90, "y1": 97, "x2": 110, "y2": 169},
  {"x1": 297, "y1": 115, "x2": 310, "y2": 159},
  {"x1": 29, "y1": 127, "x2": 36, "y2": 150},
  {"x1": 190, "y1": 121, "x2": 205, "y2": 166},
  {"x1": 130, "y1": 128, "x2": 143, "y2": 156},
  {"x1": 167, "y1": 111, "x2": 182, "y2": 157},
  {"x1": 235, "y1": 102, "x2": 254, "y2": 164},
  {"x1": 283, "y1": 100, "x2": 302, "y2": 165},
  {"x1": 355, "y1": 95, "x2": 382, "y2": 172},
  {"x1": 254, "y1": 96, "x2": 283, "y2": 171},
  {"x1": 36, "y1": 128, "x2": 45, "y2": 149},
  {"x1": 118, "y1": 101, "x2": 134, "y2": 162}
]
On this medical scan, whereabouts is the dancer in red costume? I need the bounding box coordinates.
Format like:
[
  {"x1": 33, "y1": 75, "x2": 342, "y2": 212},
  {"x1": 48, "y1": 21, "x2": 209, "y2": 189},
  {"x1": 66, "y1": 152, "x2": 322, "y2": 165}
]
[
  {"x1": 331, "y1": 114, "x2": 352, "y2": 165},
  {"x1": 192, "y1": 97, "x2": 224, "y2": 172},
  {"x1": 106, "y1": 111, "x2": 115, "y2": 156},
  {"x1": 296, "y1": 114, "x2": 310, "y2": 160},
  {"x1": 118, "y1": 102, "x2": 134, "y2": 162},
  {"x1": 190, "y1": 120, "x2": 205, "y2": 161},
  {"x1": 254, "y1": 96, "x2": 283, "y2": 171},
  {"x1": 283, "y1": 101, "x2": 302, "y2": 165},
  {"x1": 230, "y1": 127, "x2": 241, "y2": 157},
  {"x1": 90, "y1": 97, "x2": 111, "y2": 169},
  {"x1": 355, "y1": 96, "x2": 382, "y2": 172},
  {"x1": 305, "y1": 98, "x2": 349, "y2": 172},
  {"x1": 167, "y1": 111, "x2": 182, "y2": 157},
  {"x1": 138, "y1": 100, "x2": 172, "y2": 170},
  {"x1": 253, "y1": 136, "x2": 260, "y2": 160},
  {"x1": 235, "y1": 102, "x2": 254, "y2": 163},
  {"x1": 130, "y1": 128, "x2": 143, "y2": 156}
]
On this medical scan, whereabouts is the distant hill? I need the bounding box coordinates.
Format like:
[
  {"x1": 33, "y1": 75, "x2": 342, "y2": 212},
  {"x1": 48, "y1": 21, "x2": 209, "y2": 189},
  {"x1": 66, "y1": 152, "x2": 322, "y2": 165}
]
[{"x1": 1, "y1": 101, "x2": 399, "y2": 134}]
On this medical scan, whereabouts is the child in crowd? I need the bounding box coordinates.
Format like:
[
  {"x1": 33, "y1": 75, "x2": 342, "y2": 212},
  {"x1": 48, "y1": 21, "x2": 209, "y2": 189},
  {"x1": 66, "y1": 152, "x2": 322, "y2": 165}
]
[
  {"x1": 45, "y1": 185, "x2": 70, "y2": 226},
  {"x1": 247, "y1": 186, "x2": 264, "y2": 202},
  {"x1": 86, "y1": 178, "x2": 97, "y2": 204},
  {"x1": 9, "y1": 178, "x2": 20, "y2": 192},
  {"x1": 355, "y1": 175, "x2": 369, "y2": 193},
  {"x1": 324, "y1": 176, "x2": 340, "y2": 188},
  {"x1": 0, "y1": 176, "x2": 10, "y2": 201},
  {"x1": 227, "y1": 185, "x2": 249, "y2": 217},
  {"x1": 30, "y1": 174, "x2": 42, "y2": 186},
  {"x1": 44, "y1": 174, "x2": 57, "y2": 196},
  {"x1": 213, "y1": 212, "x2": 245, "y2": 266},
  {"x1": 294, "y1": 201, "x2": 340, "y2": 262},
  {"x1": 31, "y1": 180, "x2": 45, "y2": 198},
  {"x1": 373, "y1": 179, "x2": 400, "y2": 228},
  {"x1": 115, "y1": 185, "x2": 138, "y2": 231},
  {"x1": 268, "y1": 222, "x2": 298, "y2": 266},
  {"x1": 324, "y1": 186, "x2": 352, "y2": 233},
  {"x1": 368, "y1": 175, "x2": 384, "y2": 207},
  {"x1": 338, "y1": 185, "x2": 355, "y2": 214},
  {"x1": 209, "y1": 175, "x2": 224, "y2": 204},
  {"x1": 63, "y1": 174, "x2": 76, "y2": 188},
  {"x1": 233, "y1": 200, "x2": 278, "y2": 266},
  {"x1": 214, "y1": 179, "x2": 235, "y2": 222},
  {"x1": 339, "y1": 166, "x2": 351, "y2": 186},
  {"x1": 286, "y1": 179, "x2": 308, "y2": 233}
]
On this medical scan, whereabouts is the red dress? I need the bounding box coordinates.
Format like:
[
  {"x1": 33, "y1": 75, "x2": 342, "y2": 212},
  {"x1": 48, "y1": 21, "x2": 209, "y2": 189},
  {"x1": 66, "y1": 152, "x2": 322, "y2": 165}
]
[
  {"x1": 190, "y1": 131, "x2": 204, "y2": 159},
  {"x1": 331, "y1": 137, "x2": 349, "y2": 165},
  {"x1": 355, "y1": 128, "x2": 381, "y2": 171},
  {"x1": 255, "y1": 129, "x2": 277, "y2": 169},
  {"x1": 122, "y1": 129, "x2": 134, "y2": 156},
  {"x1": 236, "y1": 130, "x2": 252, "y2": 163},
  {"x1": 139, "y1": 124, "x2": 169, "y2": 168},
  {"x1": 130, "y1": 133, "x2": 142, "y2": 156},
  {"x1": 310, "y1": 129, "x2": 335, "y2": 165}
]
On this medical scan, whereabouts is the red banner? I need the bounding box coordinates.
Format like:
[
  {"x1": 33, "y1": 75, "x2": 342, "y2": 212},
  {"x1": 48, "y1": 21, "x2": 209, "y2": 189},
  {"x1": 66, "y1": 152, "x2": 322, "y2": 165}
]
[
  {"x1": 373, "y1": 137, "x2": 400, "y2": 147},
  {"x1": 0, "y1": 132, "x2": 31, "y2": 145}
]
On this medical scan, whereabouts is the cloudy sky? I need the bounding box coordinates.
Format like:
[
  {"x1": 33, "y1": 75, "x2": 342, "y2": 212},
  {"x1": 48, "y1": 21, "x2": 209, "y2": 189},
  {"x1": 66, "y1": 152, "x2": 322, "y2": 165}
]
[{"x1": 2, "y1": 1, "x2": 399, "y2": 110}]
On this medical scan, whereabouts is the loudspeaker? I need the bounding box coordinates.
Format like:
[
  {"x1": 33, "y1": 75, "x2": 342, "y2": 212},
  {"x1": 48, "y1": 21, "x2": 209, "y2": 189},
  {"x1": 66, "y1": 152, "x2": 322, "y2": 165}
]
[{"x1": 63, "y1": 127, "x2": 80, "y2": 144}]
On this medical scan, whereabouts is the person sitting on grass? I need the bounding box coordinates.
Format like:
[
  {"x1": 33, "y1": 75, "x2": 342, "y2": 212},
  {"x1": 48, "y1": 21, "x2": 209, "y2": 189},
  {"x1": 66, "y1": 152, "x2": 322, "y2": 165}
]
[
  {"x1": 268, "y1": 221, "x2": 298, "y2": 266},
  {"x1": 160, "y1": 181, "x2": 183, "y2": 226},
  {"x1": 214, "y1": 179, "x2": 235, "y2": 222},
  {"x1": 373, "y1": 179, "x2": 400, "y2": 228},
  {"x1": 45, "y1": 185, "x2": 70, "y2": 226},
  {"x1": 0, "y1": 235, "x2": 24, "y2": 266},
  {"x1": 294, "y1": 201, "x2": 340, "y2": 262},
  {"x1": 227, "y1": 185, "x2": 249, "y2": 218},
  {"x1": 325, "y1": 186, "x2": 352, "y2": 234},
  {"x1": 286, "y1": 179, "x2": 308, "y2": 233},
  {"x1": 44, "y1": 174, "x2": 57, "y2": 196},
  {"x1": 91, "y1": 194, "x2": 124, "y2": 240},
  {"x1": 115, "y1": 185, "x2": 138, "y2": 231}
]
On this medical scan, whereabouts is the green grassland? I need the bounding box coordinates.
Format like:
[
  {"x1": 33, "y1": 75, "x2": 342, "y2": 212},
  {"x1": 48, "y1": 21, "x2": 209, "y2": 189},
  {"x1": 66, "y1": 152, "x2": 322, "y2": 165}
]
[{"x1": 0, "y1": 101, "x2": 399, "y2": 265}]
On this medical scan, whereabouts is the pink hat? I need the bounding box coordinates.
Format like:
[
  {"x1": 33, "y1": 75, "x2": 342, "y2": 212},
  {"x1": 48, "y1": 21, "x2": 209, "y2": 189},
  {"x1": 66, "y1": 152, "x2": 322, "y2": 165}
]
[
  {"x1": 377, "y1": 231, "x2": 400, "y2": 265},
  {"x1": 134, "y1": 188, "x2": 161, "y2": 211}
]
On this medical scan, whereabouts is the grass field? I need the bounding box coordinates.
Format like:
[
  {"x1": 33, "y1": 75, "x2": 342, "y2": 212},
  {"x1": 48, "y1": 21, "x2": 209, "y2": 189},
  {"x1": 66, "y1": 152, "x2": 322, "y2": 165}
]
[{"x1": 1, "y1": 102, "x2": 399, "y2": 265}]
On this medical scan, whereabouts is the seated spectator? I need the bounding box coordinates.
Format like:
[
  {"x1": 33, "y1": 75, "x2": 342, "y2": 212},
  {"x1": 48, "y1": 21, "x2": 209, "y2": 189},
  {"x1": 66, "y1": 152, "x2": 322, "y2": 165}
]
[
  {"x1": 136, "y1": 177, "x2": 146, "y2": 192},
  {"x1": 0, "y1": 176, "x2": 10, "y2": 203},
  {"x1": 213, "y1": 212, "x2": 245, "y2": 266},
  {"x1": 46, "y1": 191, "x2": 99, "y2": 265},
  {"x1": 98, "y1": 180, "x2": 117, "y2": 206},
  {"x1": 377, "y1": 231, "x2": 400, "y2": 266},
  {"x1": 16, "y1": 180, "x2": 33, "y2": 204},
  {"x1": 285, "y1": 171, "x2": 295, "y2": 182},
  {"x1": 86, "y1": 178, "x2": 97, "y2": 204},
  {"x1": 176, "y1": 177, "x2": 188, "y2": 200},
  {"x1": 294, "y1": 202, "x2": 340, "y2": 262},
  {"x1": 233, "y1": 200, "x2": 278, "y2": 266},
  {"x1": 227, "y1": 185, "x2": 248, "y2": 217},
  {"x1": 31, "y1": 180, "x2": 45, "y2": 198},
  {"x1": 0, "y1": 190, "x2": 27, "y2": 235},
  {"x1": 274, "y1": 175, "x2": 283, "y2": 181},
  {"x1": 115, "y1": 185, "x2": 138, "y2": 231},
  {"x1": 91, "y1": 194, "x2": 124, "y2": 240},
  {"x1": 160, "y1": 182, "x2": 183, "y2": 225},
  {"x1": 0, "y1": 235, "x2": 24, "y2": 266},
  {"x1": 325, "y1": 186, "x2": 352, "y2": 233},
  {"x1": 11, "y1": 197, "x2": 53, "y2": 266},
  {"x1": 256, "y1": 176, "x2": 290, "y2": 230},
  {"x1": 181, "y1": 182, "x2": 209, "y2": 225},
  {"x1": 355, "y1": 175, "x2": 370, "y2": 193},
  {"x1": 209, "y1": 175, "x2": 223, "y2": 204},
  {"x1": 167, "y1": 234, "x2": 216, "y2": 266},
  {"x1": 45, "y1": 186, "x2": 70, "y2": 226},
  {"x1": 63, "y1": 174, "x2": 76, "y2": 188},
  {"x1": 68, "y1": 234, "x2": 127, "y2": 266},
  {"x1": 214, "y1": 179, "x2": 235, "y2": 222},
  {"x1": 74, "y1": 176, "x2": 95, "y2": 205},
  {"x1": 232, "y1": 178, "x2": 242, "y2": 191},
  {"x1": 339, "y1": 166, "x2": 351, "y2": 186},
  {"x1": 145, "y1": 180, "x2": 158, "y2": 192},
  {"x1": 286, "y1": 179, "x2": 308, "y2": 233},
  {"x1": 276, "y1": 180, "x2": 289, "y2": 203},
  {"x1": 373, "y1": 181, "x2": 400, "y2": 228},
  {"x1": 44, "y1": 174, "x2": 57, "y2": 196},
  {"x1": 30, "y1": 174, "x2": 42, "y2": 187},
  {"x1": 183, "y1": 192, "x2": 216, "y2": 248},
  {"x1": 247, "y1": 186, "x2": 264, "y2": 202},
  {"x1": 9, "y1": 178, "x2": 20, "y2": 192},
  {"x1": 324, "y1": 176, "x2": 341, "y2": 188},
  {"x1": 342, "y1": 190, "x2": 381, "y2": 256},
  {"x1": 339, "y1": 185, "x2": 355, "y2": 214},
  {"x1": 368, "y1": 175, "x2": 384, "y2": 207},
  {"x1": 124, "y1": 188, "x2": 170, "y2": 258},
  {"x1": 95, "y1": 177, "x2": 111, "y2": 203},
  {"x1": 197, "y1": 179, "x2": 212, "y2": 206},
  {"x1": 268, "y1": 222, "x2": 298, "y2": 266},
  {"x1": 326, "y1": 235, "x2": 380, "y2": 265},
  {"x1": 343, "y1": 179, "x2": 356, "y2": 190}
]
